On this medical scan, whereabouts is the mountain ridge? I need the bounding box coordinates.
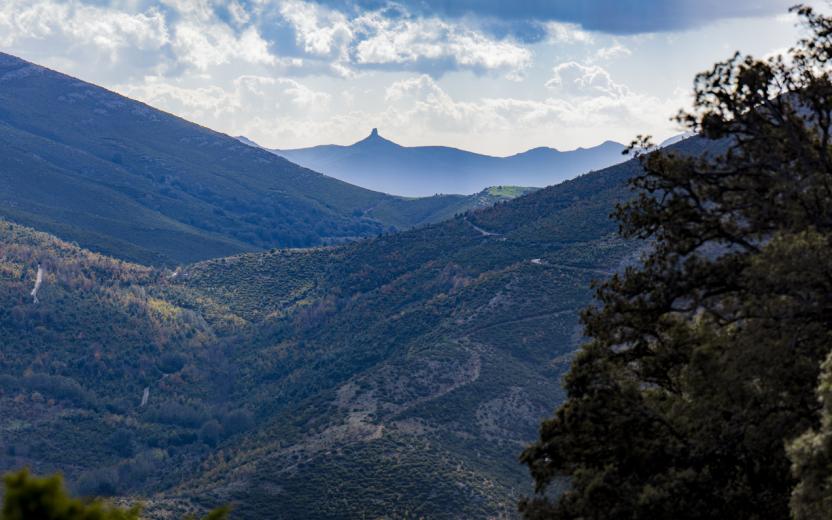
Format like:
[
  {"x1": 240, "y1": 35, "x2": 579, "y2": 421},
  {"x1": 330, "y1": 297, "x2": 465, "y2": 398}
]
[
  {"x1": 0, "y1": 52, "x2": 531, "y2": 266},
  {"x1": 242, "y1": 130, "x2": 627, "y2": 197}
]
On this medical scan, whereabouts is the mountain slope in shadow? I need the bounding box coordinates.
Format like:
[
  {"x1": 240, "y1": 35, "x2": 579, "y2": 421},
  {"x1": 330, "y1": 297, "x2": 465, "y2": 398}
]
[{"x1": 0, "y1": 53, "x2": 528, "y2": 265}]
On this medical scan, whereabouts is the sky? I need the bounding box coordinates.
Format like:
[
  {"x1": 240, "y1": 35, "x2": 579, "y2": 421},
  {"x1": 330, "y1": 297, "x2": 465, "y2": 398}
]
[{"x1": 0, "y1": 0, "x2": 816, "y2": 155}]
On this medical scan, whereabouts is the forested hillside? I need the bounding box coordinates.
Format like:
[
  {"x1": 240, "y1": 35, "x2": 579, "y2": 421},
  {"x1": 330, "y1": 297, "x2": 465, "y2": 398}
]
[
  {"x1": 0, "y1": 221, "x2": 240, "y2": 511},
  {"x1": 0, "y1": 142, "x2": 649, "y2": 517},
  {"x1": 156, "y1": 164, "x2": 638, "y2": 518}
]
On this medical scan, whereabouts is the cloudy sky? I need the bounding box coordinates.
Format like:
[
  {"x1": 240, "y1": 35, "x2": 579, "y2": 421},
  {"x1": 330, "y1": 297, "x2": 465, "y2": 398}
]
[{"x1": 0, "y1": 0, "x2": 813, "y2": 155}]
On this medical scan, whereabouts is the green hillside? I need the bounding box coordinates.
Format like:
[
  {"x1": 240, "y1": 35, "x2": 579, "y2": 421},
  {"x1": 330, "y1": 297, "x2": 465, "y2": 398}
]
[
  {"x1": 0, "y1": 221, "x2": 231, "y2": 501},
  {"x1": 153, "y1": 159, "x2": 636, "y2": 519},
  {"x1": 360, "y1": 185, "x2": 539, "y2": 230},
  {"x1": 0, "y1": 53, "x2": 528, "y2": 267},
  {"x1": 0, "y1": 108, "x2": 660, "y2": 517},
  {"x1": 6, "y1": 160, "x2": 642, "y2": 518}
]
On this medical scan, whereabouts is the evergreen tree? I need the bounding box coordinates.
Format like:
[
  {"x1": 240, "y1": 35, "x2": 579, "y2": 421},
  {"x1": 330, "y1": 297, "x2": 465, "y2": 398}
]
[{"x1": 521, "y1": 6, "x2": 832, "y2": 519}]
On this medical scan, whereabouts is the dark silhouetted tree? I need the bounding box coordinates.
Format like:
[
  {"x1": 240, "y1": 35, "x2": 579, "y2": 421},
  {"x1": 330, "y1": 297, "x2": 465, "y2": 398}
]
[{"x1": 521, "y1": 6, "x2": 832, "y2": 519}]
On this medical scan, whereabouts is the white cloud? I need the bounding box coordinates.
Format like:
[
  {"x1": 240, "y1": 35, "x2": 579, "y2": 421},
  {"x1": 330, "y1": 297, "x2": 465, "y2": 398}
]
[
  {"x1": 172, "y1": 23, "x2": 276, "y2": 69},
  {"x1": 546, "y1": 62, "x2": 629, "y2": 98},
  {"x1": 117, "y1": 73, "x2": 334, "y2": 146},
  {"x1": 0, "y1": 0, "x2": 715, "y2": 155},
  {"x1": 353, "y1": 10, "x2": 531, "y2": 78},
  {"x1": 235, "y1": 75, "x2": 332, "y2": 112},
  {"x1": 545, "y1": 21, "x2": 593, "y2": 44},
  {"x1": 0, "y1": 1, "x2": 169, "y2": 59},
  {"x1": 596, "y1": 42, "x2": 631, "y2": 60},
  {"x1": 377, "y1": 74, "x2": 682, "y2": 152},
  {"x1": 122, "y1": 80, "x2": 236, "y2": 117},
  {"x1": 0, "y1": 0, "x2": 533, "y2": 81},
  {"x1": 280, "y1": 0, "x2": 353, "y2": 58},
  {"x1": 159, "y1": 0, "x2": 214, "y2": 22},
  {"x1": 274, "y1": 1, "x2": 532, "y2": 78},
  {"x1": 121, "y1": 74, "x2": 331, "y2": 118},
  {"x1": 0, "y1": 0, "x2": 279, "y2": 78}
]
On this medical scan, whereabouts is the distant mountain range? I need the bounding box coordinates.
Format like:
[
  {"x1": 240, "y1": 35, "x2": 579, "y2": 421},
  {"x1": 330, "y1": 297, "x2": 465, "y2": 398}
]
[
  {"x1": 0, "y1": 52, "x2": 530, "y2": 265},
  {"x1": 241, "y1": 129, "x2": 627, "y2": 197}
]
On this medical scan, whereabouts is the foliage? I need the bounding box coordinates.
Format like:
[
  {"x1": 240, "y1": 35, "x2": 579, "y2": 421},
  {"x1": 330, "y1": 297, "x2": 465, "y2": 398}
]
[
  {"x1": 0, "y1": 221, "x2": 249, "y2": 505},
  {"x1": 789, "y1": 351, "x2": 832, "y2": 520},
  {"x1": 485, "y1": 185, "x2": 539, "y2": 198},
  {"x1": 1, "y1": 469, "x2": 229, "y2": 520},
  {"x1": 2, "y1": 469, "x2": 140, "y2": 520},
  {"x1": 154, "y1": 150, "x2": 639, "y2": 517},
  {"x1": 0, "y1": 152, "x2": 636, "y2": 517},
  {"x1": 521, "y1": 6, "x2": 832, "y2": 519}
]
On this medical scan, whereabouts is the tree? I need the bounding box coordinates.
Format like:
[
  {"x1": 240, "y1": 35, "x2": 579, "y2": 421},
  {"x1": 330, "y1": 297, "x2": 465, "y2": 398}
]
[
  {"x1": 2, "y1": 469, "x2": 230, "y2": 520},
  {"x1": 789, "y1": 351, "x2": 832, "y2": 519},
  {"x1": 2, "y1": 469, "x2": 140, "y2": 520},
  {"x1": 521, "y1": 6, "x2": 832, "y2": 519}
]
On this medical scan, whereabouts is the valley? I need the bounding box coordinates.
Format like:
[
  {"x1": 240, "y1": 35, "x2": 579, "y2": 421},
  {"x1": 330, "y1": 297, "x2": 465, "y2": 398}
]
[
  {"x1": 1, "y1": 2, "x2": 828, "y2": 519},
  {"x1": 0, "y1": 148, "x2": 644, "y2": 517},
  {"x1": 0, "y1": 51, "x2": 672, "y2": 517}
]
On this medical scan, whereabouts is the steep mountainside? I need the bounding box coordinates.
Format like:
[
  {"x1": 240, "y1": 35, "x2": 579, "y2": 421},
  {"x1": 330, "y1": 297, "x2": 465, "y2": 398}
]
[
  {"x1": 0, "y1": 221, "x2": 237, "y2": 508},
  {"x1": 0, "y1": 149, "x2": 648, "y2": 517},
  {"x1": 252, "y1": 129, "x2": 626, "y2": 197},
  {"x1": 153, "y1": 160, "x2": 640, "y2": 519},
  {"x1": 0, "y1": 53, "x2": 522, "y2": 266}
]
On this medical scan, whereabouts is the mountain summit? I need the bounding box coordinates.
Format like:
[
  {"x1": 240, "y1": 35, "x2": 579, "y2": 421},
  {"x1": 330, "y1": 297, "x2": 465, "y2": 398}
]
[
  {"x1": 261, "y1": 131, "x2": 627, "y2": 197},
  {"x1": 353, "y1": 127, "x2": 398, "y2": 148}
]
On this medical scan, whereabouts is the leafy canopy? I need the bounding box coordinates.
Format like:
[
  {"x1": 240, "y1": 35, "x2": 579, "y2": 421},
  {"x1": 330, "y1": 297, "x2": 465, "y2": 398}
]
[
  {"x1": 521, "y1": 5, "x2": 832, "y2": 520},
  {"x1": 1, "y1": 469, "x2": 228, "y2": 520}
]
